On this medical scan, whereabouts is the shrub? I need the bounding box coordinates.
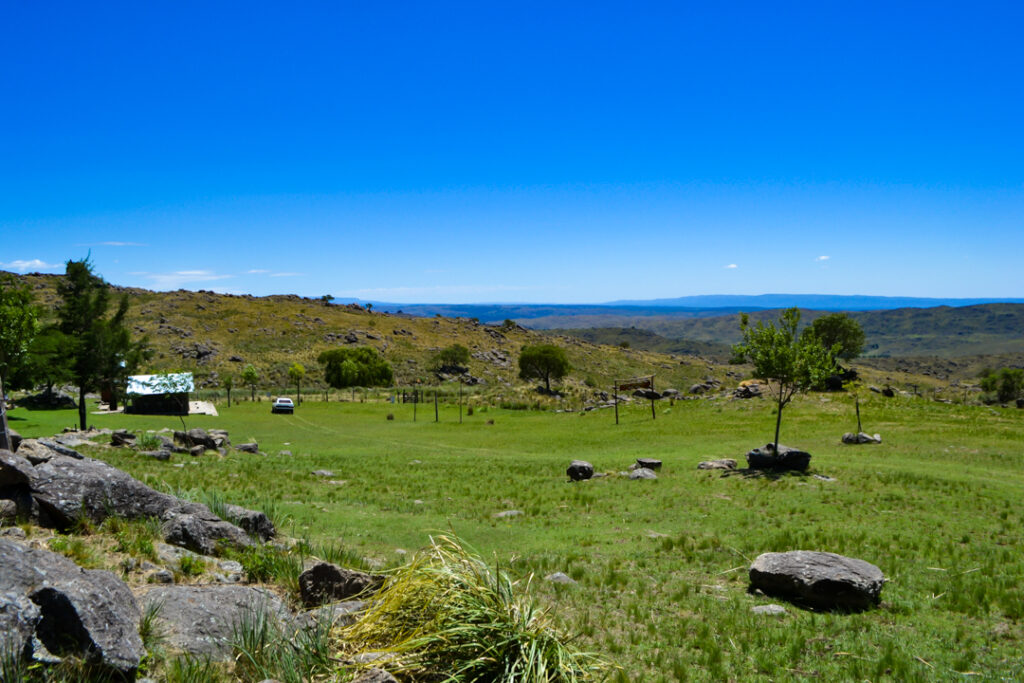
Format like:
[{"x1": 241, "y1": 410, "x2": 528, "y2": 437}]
[{"x1": 340, "y1": 535, "x2": 608, "y2": 682}]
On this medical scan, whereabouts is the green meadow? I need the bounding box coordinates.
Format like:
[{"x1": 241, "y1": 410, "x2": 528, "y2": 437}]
[{"x1": 10, "y1": 393, "x2": 1024, "y2": 681}]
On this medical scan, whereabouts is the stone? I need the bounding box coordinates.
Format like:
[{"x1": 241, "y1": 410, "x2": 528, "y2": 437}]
[
  {"x1": 493, "y1": 509, "x2": 522, "y2": 518},
  {"x1": 636, "y1": 458, "x2": 662, "y2": 470},
  {"x1": 236, "y1": 442, "x2": 260, "y2": 453},
  {"x1": 566, "y1": 460, "x2": 594, "y2": 481},
  {"x1": 149, "y1": 569, "x2": 175, "y2": 584},
  {"x1": 312, "y1": 469, "x2": 335, "y2": 477},
  {"x1": 698, "y1": 459, "x2": 737, "y2": 470},
  {"x1": 629, "y1": 467, "x2": 657, "y2": 480},
  {"x1": 299, "y1": 562, "x2": 384, "y2": 607},
  {"x1": 222, "y1": 503, "x2": 276, "y2": 541},
  {"x1": 140, "y1": 449, "x2": 172, "y2": 461},
  {"x1": 0, "y1": 538, "x2": 143, "y2": 677},
  {"x1": 0, "y1": 449, "x2": 34, "y2": 486},
  {"x1": 881, "y1": 387, "x2": 895, "y2": 398},
  {"x1": 746, "y1": 444, "x2": 811, "y2": 471},
  {"x1": 352, "y1": 668, "x2": 400, "y2": 683},
  {"x1": 0, "y1": 497, "x2": 17, "y2": 521},
  {"x1": 295, "y1": 600, "x2": 366, "y2": 630},
  {"x1": 138, "y1": 585, "x2": 292, "y2": 660},
  {"x1": 111, "y1": 429, "x2": 137, "y2": 447},
  {"x1": 160, "y1": 507, "x2": 254, "y2": 555},
  {"x1": 545, "y1": 572, "x2": 577, "y2": 585},
  {"x1": 189, "y1": 445, "x2": 205, "y2": 457},
  {"x1": 748, "y1": 550, "x2": 884, "y2": 611},
  {"x1": 842, "y1": 432, "x2": 882, "y2": 445},
  {"x1": 16, "y1": 438, "x2": 83, "y2": 465},
  {"x1": 751, "y1": 604, "x2": 786, "y2": 616}
]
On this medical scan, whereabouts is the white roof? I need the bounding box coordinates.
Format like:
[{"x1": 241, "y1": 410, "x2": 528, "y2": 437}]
[{"x1": 127, "y1": 373, "x2": 195, "y2": 396}]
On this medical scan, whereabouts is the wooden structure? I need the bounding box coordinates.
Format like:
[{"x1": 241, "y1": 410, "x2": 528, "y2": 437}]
[
  {"x1": 125, "y1": 373, "x2": 194, "y2": 415},
  {"x1": 613, "y1": 375, "x2": 656, "y2": 425}
]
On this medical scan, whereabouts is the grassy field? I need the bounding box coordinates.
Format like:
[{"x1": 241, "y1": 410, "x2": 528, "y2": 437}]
[{"x1": 10, "y1": 393, "x2": 1024, "y2": 681}]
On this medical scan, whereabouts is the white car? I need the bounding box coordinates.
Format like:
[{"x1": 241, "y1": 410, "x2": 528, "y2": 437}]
[{"x1": 271, "y1": 397, "x2": 294, "y2": 414}]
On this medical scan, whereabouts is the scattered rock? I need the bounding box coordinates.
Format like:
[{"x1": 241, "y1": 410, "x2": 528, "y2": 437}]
[
  {"x1": 751, "y1": 604, "x2": 787, "y2": 616},
  {"x1": 636, "y1": 458, "x2": 662, "y2": 470},
  {"x1": 16, "y1": 390, "x2": 77, "y2": 410},
  {"x1": 138, "y1": 585, "x2": 292, "y2": 660},
  {"x1": 698, "y1": 459, "x2": 737, "y2": 470},
  {"x1": 298, "y1": 563, "x2": 385, "y2": 608},
  {"x1": 236, "y1": 442, "x2": 260, "y2": 454},
  {"x1": 295, "y1": 600, "x2": 366, "y2": 630},
  {"x1": 222, "y1": 503, "x2": 276, "y2": 542},
  {"x1": 746, "y1": 444, "x2": 811, "y2": 471},
  {"x1": 0, "y1": 449, "x2": 34, "y2": 486},
  {"x1": 111, "y1": 429, "x2": 136, "y2": 447},
  {"x1": 629, "y1": 468, "x2": 657, "y2": 480},
  {"x1": 160, "y1": 507, "x2": 254, "y2": 555},
  {"x1": 352, "y1": 669, "x2": 399, "y2": 683},
  {"x1": 748, "y1": 550, "x2": 884, "y2": 611},
  {"x1": 566, "y1": 460, "x2": 594, "y2": 481},
  {"x1": 841, "y1": 432, "x2": 882, "y2": 445},
  {"x1": 545, "y1": 572, "x2": 577, "y2": 585},
  {"x1": 881, "y1": 387, "x2": 895, "y2": 398},
  {"x1": 312, "y1": 470, "x2": 335, "y2": 478},
  {"x1": 15, "y1": 438, "x2": 83, "y2": 465},
  {"x1": 493, "y1": 509, "x2": 523, "y2": 518}
]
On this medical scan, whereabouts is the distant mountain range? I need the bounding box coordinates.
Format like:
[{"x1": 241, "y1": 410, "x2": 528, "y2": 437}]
[{"x1": 337, "y1": 293, "x2": 1024, "y2": 323}]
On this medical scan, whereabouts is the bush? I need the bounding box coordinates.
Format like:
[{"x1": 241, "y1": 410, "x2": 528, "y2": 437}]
[{"x1": 979, "y1": 368, "x2": 1024, "y2": 404}]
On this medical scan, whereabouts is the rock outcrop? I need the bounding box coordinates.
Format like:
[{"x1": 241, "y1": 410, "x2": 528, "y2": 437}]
[
  {"x1": 745, "y1": 444, "x2": 811, "y2": 471},
  {"x1": 566, "y1": 460, "x2": 594, "y2": 481},
  {"x1": 748, "y1": 550, "x2": 884, "y2": 611},
  {"x1": 298, "y1": 562, "x2": 385, "y2": 608}
]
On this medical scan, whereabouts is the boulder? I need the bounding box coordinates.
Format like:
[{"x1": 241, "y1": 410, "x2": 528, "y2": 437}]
[
  {"x1": 633, "y1": 389, "x2": 662, "y2": 400},
  {"x1": 223, "y1": 503, "x2": 276, "y2": 541},
  {"x1": 111, "y1": 429, "x2": 136, "y2": 447},
  {"x1": 1017, "y1": 398, "x2": 1024, "y2": 409},
  {"x1": 0, "y1": 497, "x2": 17, "y2": 522},
  {"x1": 16, "y1": 438, "x2": 83, "y2": 465},
  {"x1": 0, "y1": 538, "x2": 143, "y2": 676},
  {"x1": 629, "y1": 468, "x2": 657, "y2": 480},
  {"x1": 636, "y1": 458, "x2": 662, "y2": 470},
  {"x1": 881, "y1": 387, "x2": 895, "y2": 398},
  {"x1": 174, "y1": 428, "x2": 219, "y2": 451},
  {"x1": 841, "y1": 432, "x2": 882, "y2": 445},
  {"x1": 697, "y1": 459, "x2": 737, "y2": 470},
  {"x1": 733, "y1": 384, "x2": 762, "y2": 399},
  {"x1": 236, "y1": 442, "x2": 260, "y2": 454},
  {"x1": 295, "y1": 600, "x2": 366, "y2": 630},
  {"x1": 746, "y1": 444, "x2": 811, "y2": 471},
  {"x1": 137, "y1": 585, "x2": 292, "y2": 660},
  {"x1": 566, "y1": 460, "x2": 594, "y2": 481},
  {"x1": 160, "y1": 507, "x2": 254, "y2": 555},
  {"x1": 545, "y1": 572, "x2": 577, "y2": 585},
  {"x1": 748, "y1": 550, "x2": 884, "y2": 611},
  {"x1": 298, "y1": 562, "x2": 385, "y2": 608},
  {"x1": 16, "y1": 390, "x2": 77, "y2": 410},
  {"x1": 661, "y1": 388, "x2": 680, "y2": 398},
  {"x1": 0, "y1": 449, "x2": 34, "y2": 486}
]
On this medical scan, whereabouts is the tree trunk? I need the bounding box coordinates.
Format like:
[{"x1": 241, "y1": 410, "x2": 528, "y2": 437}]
[
  {"x1": 855, "y1": 397, "x2": 862, "y2": 433},
  {"x1": 773, "y1": 396, "x2": 784, "y2": 456},
  {"x1": 78, "y1": 384, "x2": 87, "y2": 431},
  {"x1": 227, "y1": 387, "x2": 231, "y2": 406},
  {"x1": 545, "y1": 373, "x2": 550, "y2": 392},
  {"x1": 297, "y1": 379, "x2": 301, "y2": 404},
  {"x1": 0, "y1": 375, "x2": 11, "y2": 451},
  {"x1": 250, "y1": 385, "x2": 255, "y2": 401}
]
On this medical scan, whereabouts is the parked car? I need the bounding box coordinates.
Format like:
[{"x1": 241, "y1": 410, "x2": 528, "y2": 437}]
[{"x1": 271, "y1": 397, "x2": 294, "y2": 414}]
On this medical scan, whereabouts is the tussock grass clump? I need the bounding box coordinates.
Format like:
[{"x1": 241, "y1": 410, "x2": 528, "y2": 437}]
[{"x1": 341, "y1": 535, "x2": 608, "y2": 682}]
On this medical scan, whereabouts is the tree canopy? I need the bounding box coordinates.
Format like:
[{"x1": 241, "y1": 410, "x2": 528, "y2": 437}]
[
  {"x1": 56, "y1": 259, "x2": 149, "y2": 429},
  {"x1": 317, "y1": 347, "x2": 393, "y2": 389},
  {"x1": 0, "y1": 275, "x2": 38, "y2": 390},
  {"x1": 433, "y1": 344, "x2": 471, "y2": 373},
  {"x1": 979, "y1": 368, "x2": 1024, "y2": 404},
  {"x1": 288, "y1": 362, "x2": 306, "y2": 402},
  {"x1": 803, "y1": 313, "x2": 865, "y2": 361},
  {"x1": 518, "y1": 344, "x2": 571, "y2": 392},
  {"x1": 732, "y1": 308, "x2": 835, "y2": 454},
  {"x1": 241, "y1": 364, "x2": 260, "y2": 401}
]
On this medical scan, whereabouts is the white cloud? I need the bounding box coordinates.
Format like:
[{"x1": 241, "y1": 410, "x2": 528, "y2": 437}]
[
  {"x1": 724, "y1": 263, "x2": 738, "y2": 269},
  {"x1": 1, "y1": 259, "x2": 63, "y2": 273},
  {"x1": 816, "y1": 255, "x2": 830, "y2": 261},
  {"x1": 138, "y1": 270, "x2": 235, "y2": 289},
  {"x1": 246, "y1": 269, "x2": 270, "y2": 274},
  {"x1": 269, "y1": 272, "x2": 303, "y2": 277}
]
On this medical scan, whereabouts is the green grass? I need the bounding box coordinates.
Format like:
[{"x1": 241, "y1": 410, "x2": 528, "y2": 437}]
[{"x1": 11, "y1": 393, "x2": 1024, "y2": 680}]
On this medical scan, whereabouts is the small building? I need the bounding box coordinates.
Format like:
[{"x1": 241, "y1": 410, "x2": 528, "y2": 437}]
[{"x1": 125, "y1": 373, "x2": 194, "y2": 415}]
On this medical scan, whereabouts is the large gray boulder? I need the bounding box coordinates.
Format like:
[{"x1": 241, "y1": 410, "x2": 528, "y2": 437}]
[
  {"x1": 746, "y1": 444, "x2": 811, "y2": 471},
  {"x1": 223, "y1": 503, "x2": 276, "y2": 542},
  {"x1": 298, "y1": 562, "x2": 385, "y2": 608},
  {"x1": 842, "y1": 432, "x2": 882, "y2": 445},
  {"x1": 697, "y1": 458, "x2": 737, "y2": 470},
  {"x1": 0, "y1": 448, "x2": 34, "y2": 486},
  {"x1": 566, "y1": 460, "x2": 594, "y2": 481},
  {"x1": 15, "y1": 438, "x2": 83, "y2": 465},
  {"x1": 749, "y1": 550, "x2": 884, "y2": 611},
  {"x1": 160, "y1": 505, "x2": 255, "y2": 555},
  {"x1": 137, "y1": 585, "x2": 292, "y2": 660},
  {"x1": 0, "y1": 539, "x2": 143, "y2": 676}
]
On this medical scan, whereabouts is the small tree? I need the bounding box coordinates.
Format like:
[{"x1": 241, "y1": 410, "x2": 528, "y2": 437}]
[
  {"x1": 56, "y1": 258, "x2": 146, "y2": 430},
  {"x1": 288, "y1": 362, "x2": 306, "y2": 403},
  {"x1": 518, "y1": 344, "x2": 571, "y2": 392},
  {"x1": 222, "y1": 375, "x2": 233, "y2": 406},
  {"x1": 317, "y1": 347, "x2": 393, "y2": 389},
  {"x1": 0, "y1": 275, "x2": 38, "y2": 391},
  {"x1": 433, "y1": 344, "x2": 471, "y2": 373},
  {"x1": 803, "y1": 313, "x2": 865, "y2": 362},
  {"x1": 979, "y1": 368, "x2": 1024, "y2": 404},
  {"x1": 15, "y1": 326, "x2": 74, "y2": 395},
  {"x1": 241, "y1": 364, "x2": 260, "y2": 401},
  {"x1": 732, "y1": 308, "x2": 835, "y2": 455}
]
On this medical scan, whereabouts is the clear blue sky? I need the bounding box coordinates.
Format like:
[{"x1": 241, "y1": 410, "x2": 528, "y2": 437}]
[{"x1": 2, "y1": 2, "x2": 1022, "y2": 303}]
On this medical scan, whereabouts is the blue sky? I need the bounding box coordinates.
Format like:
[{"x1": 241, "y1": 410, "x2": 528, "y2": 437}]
[{"x1": 2, "y1": 1, "x2": 1022, "y2": 303}]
